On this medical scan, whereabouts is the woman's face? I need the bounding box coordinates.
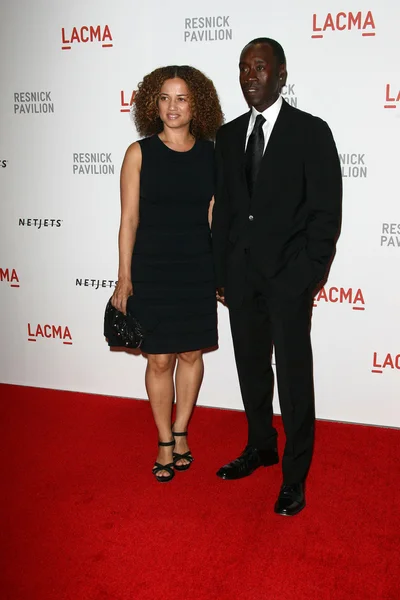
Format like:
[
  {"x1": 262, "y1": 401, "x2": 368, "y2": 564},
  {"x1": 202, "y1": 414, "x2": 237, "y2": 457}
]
[{"x1": 158, "y1": 78, "x2": 192, "y2": 130}]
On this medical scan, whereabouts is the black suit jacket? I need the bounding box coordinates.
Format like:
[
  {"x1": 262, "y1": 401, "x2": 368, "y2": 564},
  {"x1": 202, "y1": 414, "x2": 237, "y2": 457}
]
[{"x1": 212, "y1": 100, "x2": 342, "y2": 306}]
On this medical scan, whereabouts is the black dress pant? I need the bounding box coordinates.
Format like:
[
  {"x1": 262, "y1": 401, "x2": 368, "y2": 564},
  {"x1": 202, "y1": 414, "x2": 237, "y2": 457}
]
[{"x1": 228, "y1": 253, "x2": 315, "y2": 484}]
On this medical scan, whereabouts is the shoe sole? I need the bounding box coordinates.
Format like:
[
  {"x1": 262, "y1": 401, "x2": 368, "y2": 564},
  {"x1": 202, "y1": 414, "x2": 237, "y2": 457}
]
[
  {"x1": 274, "y1": 502, "x2": 306, "y2": 516},
  {"x1": 216, "y1": 460, "x2": 279, "y2": 480},
  {"x1": 216, "y1": 467, "x2": 263, "y2": 480}
]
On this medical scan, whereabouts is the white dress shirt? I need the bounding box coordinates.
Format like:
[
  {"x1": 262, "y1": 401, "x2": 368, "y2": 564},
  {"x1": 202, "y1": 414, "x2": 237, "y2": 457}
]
[{"x1": 245, "y1": 95, "x2": 283, "y2": 153}]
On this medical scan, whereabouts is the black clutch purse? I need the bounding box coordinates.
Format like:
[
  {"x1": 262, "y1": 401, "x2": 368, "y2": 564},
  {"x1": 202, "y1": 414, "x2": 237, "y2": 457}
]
[{"x1": 104, "y1": 298, "x2": 145, "y2": 349}]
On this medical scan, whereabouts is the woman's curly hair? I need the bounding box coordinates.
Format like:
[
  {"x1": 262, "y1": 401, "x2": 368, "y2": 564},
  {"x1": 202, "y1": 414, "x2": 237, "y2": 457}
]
[{"x1": 133, "y1": 65, "x2": 224, "y2": 140}]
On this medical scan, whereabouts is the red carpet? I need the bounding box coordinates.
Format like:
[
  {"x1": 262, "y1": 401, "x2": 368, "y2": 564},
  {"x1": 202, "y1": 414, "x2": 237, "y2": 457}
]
[{"x1": 1, "y1": 384, "x2": 400, "y2": 600}]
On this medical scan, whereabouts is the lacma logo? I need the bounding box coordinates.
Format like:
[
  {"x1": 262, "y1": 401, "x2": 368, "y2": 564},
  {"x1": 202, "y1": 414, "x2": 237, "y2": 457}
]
[
  {"x1": 372, "y1": 352, "x2": 400, "y2": 374},
  {"x1": 0, "y1": 268, "x2": 20, "y2": 288},
  {"x1": 312, "y1": 11, "x2": 375, "y2": 38},
  {"x1": 120, "y1": 90, "x2": 136, "y2": 113},
  {"x1": 313, "y1": 287, "x2": 365, "y2": 310},
  {"x1": 61, "y1": 25, "x2": 113, "y2": 50},
  {"x1": 28, "y1": 324, "x2": 73, "y2": 344},
  {"x1": 384, "y1": 84, "x2": 400, "y2": 109}
]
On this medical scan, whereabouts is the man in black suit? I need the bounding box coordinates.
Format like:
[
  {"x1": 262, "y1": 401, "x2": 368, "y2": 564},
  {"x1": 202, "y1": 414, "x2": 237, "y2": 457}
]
[{"x1": 212, "y1": 38, "x2": 342, "y2": 516}]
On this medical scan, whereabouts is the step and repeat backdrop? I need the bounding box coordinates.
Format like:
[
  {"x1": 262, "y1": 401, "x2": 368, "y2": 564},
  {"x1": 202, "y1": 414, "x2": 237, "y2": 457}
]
[{"x1": 0, "y1": 0, "x2": 399, "y2": 426}]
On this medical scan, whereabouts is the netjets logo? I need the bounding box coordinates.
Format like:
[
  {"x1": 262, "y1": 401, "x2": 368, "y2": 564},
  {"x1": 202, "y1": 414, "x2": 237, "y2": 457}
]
[
  {"x1": 372, "y1": 352, "x2": 400, "y2": 374},
  {"x1": 313, "y1": 287, "x2": 365, "y2": 311},
  {"x1": 1, "y1": 159, "x2": 8, "y2": 168},
  {"x1": 312, "y1": 11, "x2": 376, "y2": 38},
  {"x1": 120, "y1": 90, "x2": 136, "y2": 113},
  {"x1": 384, "y1": 84, "x2": 400, "y2": 109},
  {"x1": 28, "y1": 324, "x2": 73, "y2": 345},
  {"x1": 0, "y1": 268, "x2": 20, "y2": 288},
  {"x1": 282, "y1": 84, "x2": 297, "y2": 108},
  {"x1": 18, "y1": 218, "x2": 62, "y2": 228},
  {"x1": 61, "y1": 25, "x2": 113, "y2": 50},
  {"x1": 76, "y1": 278, "x2": 117, "y2": 290}
]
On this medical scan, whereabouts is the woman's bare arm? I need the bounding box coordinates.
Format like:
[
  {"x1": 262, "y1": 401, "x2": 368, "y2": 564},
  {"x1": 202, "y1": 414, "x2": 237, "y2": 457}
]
[
  {"x1": 111, "y1": 142, "x2": 142, "y2": 314},
  {"x1": 208, "y1": 196, "x2": 215, "y2": 228}
]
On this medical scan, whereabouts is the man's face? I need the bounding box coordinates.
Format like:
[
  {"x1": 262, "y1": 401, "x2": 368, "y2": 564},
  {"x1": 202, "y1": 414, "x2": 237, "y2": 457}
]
[{"x1": 239, "y1": 43, "x2": 286, "y2": 112}]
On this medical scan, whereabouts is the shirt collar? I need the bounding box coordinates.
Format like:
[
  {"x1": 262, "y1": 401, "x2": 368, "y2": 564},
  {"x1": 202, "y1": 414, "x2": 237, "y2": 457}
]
[{"x1": 250, "y1": 94, "x2": 283, "y2": 126}]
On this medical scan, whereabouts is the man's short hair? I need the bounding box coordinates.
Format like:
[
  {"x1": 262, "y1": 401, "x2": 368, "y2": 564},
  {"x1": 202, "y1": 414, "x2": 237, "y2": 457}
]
[{"x1": 245, "y1": 37, "x2": 286, "y2": 67}]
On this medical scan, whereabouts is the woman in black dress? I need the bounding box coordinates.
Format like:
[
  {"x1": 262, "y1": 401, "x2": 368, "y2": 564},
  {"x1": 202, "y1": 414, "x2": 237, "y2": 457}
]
[{"x1": 111, "y1": 66, "x2": 223, "y2": 482}]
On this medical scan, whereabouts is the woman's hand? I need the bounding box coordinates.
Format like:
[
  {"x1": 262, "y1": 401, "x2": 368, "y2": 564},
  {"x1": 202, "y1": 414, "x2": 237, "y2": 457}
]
[
  {"x1": 111, "y1": 278, "x2": 133, "y2": 315},
  {"x1": 216, "y1": 287, "x2": 225, "y2": 305}
]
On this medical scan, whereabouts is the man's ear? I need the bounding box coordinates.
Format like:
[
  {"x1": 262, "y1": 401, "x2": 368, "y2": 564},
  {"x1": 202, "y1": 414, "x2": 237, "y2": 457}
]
[{"x1": 279, "y1": 68, "x2": 288, "y2": 90}]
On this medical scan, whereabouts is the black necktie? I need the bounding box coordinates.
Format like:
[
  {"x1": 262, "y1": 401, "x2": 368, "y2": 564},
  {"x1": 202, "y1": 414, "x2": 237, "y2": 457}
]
[{"x1": 245, "y1": 114, "x2": 266, "y2": 197}]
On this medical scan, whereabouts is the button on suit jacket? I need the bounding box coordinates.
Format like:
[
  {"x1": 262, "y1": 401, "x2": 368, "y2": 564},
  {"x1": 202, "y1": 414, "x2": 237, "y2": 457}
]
[{"x1": 212, "y1": 100, "x2": 343, "y2": 307}]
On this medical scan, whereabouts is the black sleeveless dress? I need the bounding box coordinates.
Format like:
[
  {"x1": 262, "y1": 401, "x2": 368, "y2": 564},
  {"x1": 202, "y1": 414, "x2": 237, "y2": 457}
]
[{"x1": 131, "y1": 135, "x2": 217, "y2": 354}]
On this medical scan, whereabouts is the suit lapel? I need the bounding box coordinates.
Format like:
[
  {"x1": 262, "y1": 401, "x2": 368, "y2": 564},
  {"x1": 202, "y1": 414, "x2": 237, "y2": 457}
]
[
  {"x1": 260, "y1": 100, "x2": 292, "y2": 168},
  {"x1": 231, "y1": 111, "x2": 251, "y2": 204},
  {"x1": 233, "y1": 111, "x2": 251, "y2": 168},
  {"x1": 230, "y1": 103, "x2": 293, "y2": 203}
]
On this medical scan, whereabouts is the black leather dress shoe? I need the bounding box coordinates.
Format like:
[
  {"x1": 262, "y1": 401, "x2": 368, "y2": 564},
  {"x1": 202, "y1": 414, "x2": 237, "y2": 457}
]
[
  {"x1": 216, "y1": 445, "x2": 279, "y2": 480},
  {"x1": 274, "y1": 483, "x2": 305, "y2": 516}
]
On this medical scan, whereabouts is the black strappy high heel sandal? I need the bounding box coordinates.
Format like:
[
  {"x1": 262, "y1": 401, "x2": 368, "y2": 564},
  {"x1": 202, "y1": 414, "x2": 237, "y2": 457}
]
[
  {"x1": 152, "y1": 440, "x2": 175, "y2": 482},
  {"x1": 172, "y1": 431, "x2": 194, "y2": 471}
]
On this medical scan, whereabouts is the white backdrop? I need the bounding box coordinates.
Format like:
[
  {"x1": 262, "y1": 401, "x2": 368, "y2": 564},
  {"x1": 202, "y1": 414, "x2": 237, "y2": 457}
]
[{"x1": 1, "y1": 0, "x2": 399, "y2": 427}]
